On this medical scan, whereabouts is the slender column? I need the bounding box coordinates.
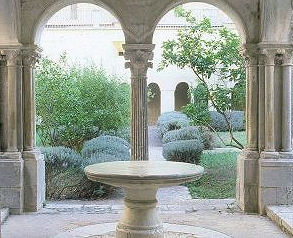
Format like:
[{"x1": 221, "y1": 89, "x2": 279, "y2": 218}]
[
  {"x1": 0, "y1": 49, "x2": 22, "y2": 152},
  {"x1": 281, "y1": 49, "x2": 293, "y2": 152},
  {"x1": 22, "y1": 47, "x2": 41, "y2": 151},
  {"x1": 258, "y1": 54, "x2": 266, "y2": 151},
  {"x1": 21, "y1": 46, "x2": 45, "y2": 212},
  {"x1": 243, "y1": 45, "x2": 259, "y2": 151},
  {"x1": 123, "y1": 44, "x2": 155, "y2": 161},
  {"x1": 262, "y1": 49, "x2": 276, "y2": 152}
]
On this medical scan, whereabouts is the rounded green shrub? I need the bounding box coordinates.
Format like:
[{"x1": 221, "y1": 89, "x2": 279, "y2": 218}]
[
  {"x1": 162, "y1": 126, "x2": 202, "y2": 144},
  {"x1": 40, "y1": 146, "x2": 82, "y2": 169},
  {"x1": 210, "y1": 111, "x2": 245, "y2": 132},
  {"x1": 199, "y1": 126, "x2": 214, "y2": 150},
  {"x1": 162, "y1": 139, "x2": 204, "y2": 164},
  {"x1": 157, "y1": 112, "x2": 190, "y2": 136},
  {"x1": 40, "y1": 146, "x2": 109, "y2": 200},
  {"x1": 81, "y1": 135, "x2": 130, "y2": 159}
]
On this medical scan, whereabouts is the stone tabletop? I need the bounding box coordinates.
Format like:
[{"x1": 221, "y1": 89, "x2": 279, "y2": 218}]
[{"x1": 85, "y1": 161, "x2": 204, "y2": 187}]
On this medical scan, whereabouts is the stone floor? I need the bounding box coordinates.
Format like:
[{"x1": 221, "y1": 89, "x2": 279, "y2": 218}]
[
  {"x1": 267, "y1": 205, "x2": 293, "y2": 236},
  {"x1": 2, "y1": 198, "x2": 290, "y2": 238}
]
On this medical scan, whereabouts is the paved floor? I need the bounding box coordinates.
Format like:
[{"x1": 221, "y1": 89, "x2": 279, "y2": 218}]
[{"x1": 2, "y1": 199, "x2": 289, "y2": 238}]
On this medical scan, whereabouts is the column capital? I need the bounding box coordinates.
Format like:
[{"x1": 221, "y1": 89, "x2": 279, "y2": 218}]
[
  {"x1": 0, "y1": 48, "x2": 22, "y2": 66},
  {"x1": 281, "y1": 49, "x2": 293, "y2": 65},
  {"x1": 242, "y1": 44, "x2": 259, "y2": 66},
  {"x1": 22, "y1": 46, "x2": 42, "y2": 67},
  {"x1": 123, "y1": 44, "x2": 155, "y2": 78}
]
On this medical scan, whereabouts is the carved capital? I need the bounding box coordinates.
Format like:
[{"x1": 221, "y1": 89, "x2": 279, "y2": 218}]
[
  {"x1": 260, "y1": 48, "x2": 280, "y2": 66},
  {"x1": 123, "y1": 44, "x2": 155, "y2": 78},
  {"x1": 0, "y1": 49, "x2": 22, "y2": 66},
  {"x1": 242, "y1": 44, "x2": 259, "y2": 67},
  {"x1": 22, "y1": 46, "x2": 42, "y2": 67},
  {"x1": 282, "y1": 49, "x2": 293, "y2": 65}
]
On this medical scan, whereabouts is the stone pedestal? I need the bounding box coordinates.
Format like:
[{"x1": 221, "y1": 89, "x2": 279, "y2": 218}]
[
  {"x1": 116, "y1": 188, "x2": 163, "y2": 238},
  {"x1": 23, "y1": 150, "x2": 45, "y2": 212},
  {"x1": 0, "y1": 152, "x2": 23, "y2": 215},
  {"x1": 236, "y1": 150, "x2": 259, "y2": 213}
]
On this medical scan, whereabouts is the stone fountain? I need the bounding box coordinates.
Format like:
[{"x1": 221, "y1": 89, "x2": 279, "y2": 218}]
[{"x1": 85, "y1": 160, "x2": 204, "y2": 238}]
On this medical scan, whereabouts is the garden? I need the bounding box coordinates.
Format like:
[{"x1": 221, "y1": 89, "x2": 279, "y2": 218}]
[{"x1": 36, "y1": 8, "x2": 246, "y2": 201}]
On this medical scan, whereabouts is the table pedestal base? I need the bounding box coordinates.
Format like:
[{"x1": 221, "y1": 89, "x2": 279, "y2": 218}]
[{"x1": 116, "y1": 188, "x2": 164, "y2": 238}]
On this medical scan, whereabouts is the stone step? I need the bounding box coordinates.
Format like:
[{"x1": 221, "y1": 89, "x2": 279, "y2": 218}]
[{"x1": 266, "y1": 205, "x2": 293, "y2": 236}]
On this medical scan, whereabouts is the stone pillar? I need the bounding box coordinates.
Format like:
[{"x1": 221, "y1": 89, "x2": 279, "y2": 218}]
[
  {"x1": 0, "y1": 47, "x2": 24, "y2": 214},
  {"x1": 281, "y1": 50, "x2": 292, "y2": 152},
  {"x1": 263, "y1": 49, "x2": 277, "y2": 152},
  {"x1": 244, "y1": 45, "x2": 259, "y2": 151},
  {"x1": 22, "y1": 46, "x2": 45, "y2": 212},
  {"x1": 236, "y1": 44, "x2": 259, "y2": 213},
  {"x1": 123, "y1": 44, "x2": 155, "y2": 161}
]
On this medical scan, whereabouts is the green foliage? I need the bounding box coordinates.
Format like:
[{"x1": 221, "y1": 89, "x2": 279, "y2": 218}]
[
  {"x1": 40, "y1": 146, "x2": 109, "y2": 199},
  {"x1": 187, "y1": 151, "x2": 239, "y2": 198},
  {"x1": 162, "y1": 139, "x2": 204, "y2": 164},
  {"x1": 162, "y1": 126, "x2": 202, "y2": 144},
  {"x1": 81, "y1": 135, "x2": 130, "y2": 159},
  {"x1": 182, "y1": 83, "x2": 210, "y2": 126},
  {"x1": 157, "y1": 112, "x2": 190, "y2": 136},
  {"x1": 35, "y1": 55, "x2": 130, "y2": 149},
  {"x1": 213, "y1": 131, "x2": 246, "y2": 148},
  {"x1": 210, "y1": 111, "x2": 245, "y2": 131},
  {"x1": 159, "y1": 8, "x2": 245, "y2": 148}
]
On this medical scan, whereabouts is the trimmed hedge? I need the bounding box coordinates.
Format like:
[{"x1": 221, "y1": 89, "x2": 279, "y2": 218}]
[
  {"x1": 162, "y1": 126, "x2": 202, "y2": 144},
  {"x1": 40, "y1": 146, "x2": 108, "y2": 199},
  {"x1": 210, "y1": 111, "x2": 245, "y2": 132},
  {"x1": 81, "y1": 135, "x2": 130, "y2": 158},
  {"x1": 40, "y1": 146, "x2": 82, "y2": 170},
  {"x1": 162, "y1": 139, "x2": 204, "y2": 164},
  {"x1": 157, "y1": 112, "x2": 190, "y2": 136}
]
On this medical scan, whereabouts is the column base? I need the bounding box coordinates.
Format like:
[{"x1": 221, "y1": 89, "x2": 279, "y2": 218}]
[
  {"x1": 236, "y1": 149, "x2": 259, "y2": 213},
  {"x1": 22, "y1": 150, "x2": 45, "y2": 212},
  {"x1": 116, "y1": 188, "x2": 164, "y2": 238},
  {"x1": 259, "y1": 152, "x2": 293, "y2": 214},
  {"x1": 0, "y1": 152, "x2": 24, "y2": 214}
]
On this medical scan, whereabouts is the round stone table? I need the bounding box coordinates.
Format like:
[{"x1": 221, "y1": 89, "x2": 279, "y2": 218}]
[{"x1": 85, "y1": 161, "x2": 204, "y2": 238}]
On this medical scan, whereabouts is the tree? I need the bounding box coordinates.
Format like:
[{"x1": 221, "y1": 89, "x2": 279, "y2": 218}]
[
  {"x1": 159, "y1": 7, "x2": 246, "y2": 149},
  {"x1": 35, "y1": 54, "x2": 130, "y2": 149}
]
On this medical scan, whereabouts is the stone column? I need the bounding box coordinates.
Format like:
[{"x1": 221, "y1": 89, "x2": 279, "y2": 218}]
[
  {"x1": 0, "y1": 47, "x2": 24, "y2": 214},
  {"x1": 281, "y1": 49, "x2": 292, "y2": 152},
  {"x1": 243, "y1": 45, "x2": 259, "y2": 151},
  {"x1": 262, "y1": 49, "x2": 276, "y2": 152},
  {"x1": 0, "y1": 49, "x2": 22, "y2": 153},
  {"x1": 236, "y1": 44, "x2": 260, "y2": 213},
  {"x1": 21, "y1": 46, "x2": 45, "y2": 212},
  {"x1": 123, "y1": 44, "x2": 155, "y2": 161}
]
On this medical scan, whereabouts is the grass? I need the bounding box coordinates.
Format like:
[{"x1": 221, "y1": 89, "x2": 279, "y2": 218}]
[
  {"x1": 187, "y1": 150, "x2": 240, "y2": 199},
  {"x1": 212, "y1": 131, "x2": 246, "y2": 148}
]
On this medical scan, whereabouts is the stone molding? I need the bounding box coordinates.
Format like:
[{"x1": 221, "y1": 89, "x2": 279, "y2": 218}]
[
  {"x1": 22, "y1": 46, "x2": 42, "y2": 67},
  {"x1": 123, "y1": 44, "x2": 155, "y2": 78},
  {"x1": 0, "y1": 48, "x2": 22, "y2": 66}
]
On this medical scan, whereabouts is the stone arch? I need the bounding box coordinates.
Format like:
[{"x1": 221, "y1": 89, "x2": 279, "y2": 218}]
[
  {"x1": 31, "y1": 0, "x2": 127, "y2": 45},
  {"x1": 150, "y1": 0, "x2": 249, "y2": 43},
  {"x1": 175, "y1": 82, "x2": 190, "y2": 111},
  {"x1": 148, "y1": 83, "x2": 161, "y2": 125}
]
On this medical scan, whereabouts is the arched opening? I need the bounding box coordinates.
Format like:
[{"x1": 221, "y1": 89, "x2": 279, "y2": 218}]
[
  {"x1": 34, "y1": 3, "x2": 130, "y2": 200},
  {"x1": 148, "y1": 83, "x2": 161, "y2": 125},
  {"x1": 152, "y1": 2, "x2": 247, "y2": 201},
  {"x1": 174, "y1": 82, "x2": 190, "y2": 111}
]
